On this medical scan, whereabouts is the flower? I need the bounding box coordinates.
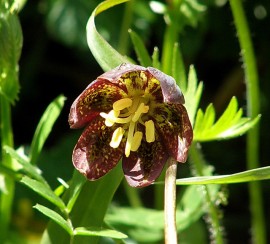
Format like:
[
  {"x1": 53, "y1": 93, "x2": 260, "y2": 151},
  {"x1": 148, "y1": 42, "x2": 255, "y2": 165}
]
[{"x1": 69, "y1": 63, "x2": 193, "y2": 187}]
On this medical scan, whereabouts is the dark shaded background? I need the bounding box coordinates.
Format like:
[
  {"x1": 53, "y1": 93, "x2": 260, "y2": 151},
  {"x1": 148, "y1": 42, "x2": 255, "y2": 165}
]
[{"x1": 12, "y1": 0, "x2": 270, "y2": 243}]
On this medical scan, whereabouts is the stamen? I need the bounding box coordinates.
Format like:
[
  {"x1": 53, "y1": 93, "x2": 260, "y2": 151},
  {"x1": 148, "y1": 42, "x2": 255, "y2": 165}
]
[
  {"x1": 130, "y1": 131, "x2": 143, "y2": 151},
  {"x1": 110, "y1": 127, "x2": 125, "y2": 148},
  {"x1": 132, "y1": 103, "x2": 149, "y2": 122},
  {"x1": 145, "y1": 120, "x2": 155, "y2": 143},
  {"x1": 113, "y1": 98, "x2": 132, "y2": 111},
  {"x1": 125, "y1": 121, "x2": 135, "y2": 157},
  {"x1": 100, "y1": 110, "x2": 120, "y2": 127},
  {"x1": 114, "y1": 116, "x2": 132, "y2": 124}
]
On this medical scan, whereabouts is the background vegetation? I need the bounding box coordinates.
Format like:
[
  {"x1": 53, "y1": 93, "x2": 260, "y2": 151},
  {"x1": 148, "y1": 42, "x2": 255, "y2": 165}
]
[{"x1": 1, "y1": 0, "x2": 270, "y2": 243}]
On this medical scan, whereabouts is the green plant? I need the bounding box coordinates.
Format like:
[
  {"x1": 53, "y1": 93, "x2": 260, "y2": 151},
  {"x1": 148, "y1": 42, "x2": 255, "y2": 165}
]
[{"x1": 0, "y1": 0, "x2": 268, "y2": 243}]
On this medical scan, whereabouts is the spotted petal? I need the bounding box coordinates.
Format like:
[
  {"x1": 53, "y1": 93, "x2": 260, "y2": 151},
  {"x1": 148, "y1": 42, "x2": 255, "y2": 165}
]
[
  {"x1": 122, "y1": 140, "x2": 168, "y2": 187},
  {"x1": 72, "y1": 117, "x2": 124, "y2": 180},
  {"x1": 153, "y1": 103, "x2": 193, "y2": 162},
  {"x1": 69, "y1": 79, "x2": 126, "y2": 128},
  {"x1": 147, "y1": 67, "x2": 185, "y2": 104}
]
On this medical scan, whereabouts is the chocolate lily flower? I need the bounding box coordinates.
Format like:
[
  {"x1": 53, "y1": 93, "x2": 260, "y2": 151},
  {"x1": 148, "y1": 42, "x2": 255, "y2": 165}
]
[{"x1": 69, "y1": 63, "x2": 193, "y2": 187}]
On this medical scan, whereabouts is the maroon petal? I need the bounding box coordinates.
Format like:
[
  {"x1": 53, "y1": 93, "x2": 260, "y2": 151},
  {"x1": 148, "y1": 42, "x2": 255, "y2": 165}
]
[
  {"x1": 69, "y1": 79, "x2": 126, "y2": 128},
  {"x1": 72, "y1": 117, "x2": 124, "y2": 180},
  {"x1": 153, "y1": 103, "x2": 193, "y2": 162},
  {"x1": 147, "y1": 67, "x2": 185, "y2": 104},
  {"x1": 122, "y1": 140, "x2": 168, "y2": 187}
]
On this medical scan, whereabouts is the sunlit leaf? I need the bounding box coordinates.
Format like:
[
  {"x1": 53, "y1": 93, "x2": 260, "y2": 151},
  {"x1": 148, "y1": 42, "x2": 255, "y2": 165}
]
[
  {"x1": 21, "y1": 176, "x2": 66, "y2": 210},
  {"x1": 172, "y1": 43, "x2": 186, "y2": 91},
  {"x1": 176, "y1": 166, "x2": 270, "y2": 185},
  {"x1": 3, "y1": 146, "x2": 45, "y2": 183},
  {"x1": 183, "y1": 65, "x2": 203, "y2": 126},
  {"x1": 193, "y1": 97, "x2": 260, "y2": 141},
  {"x1": 29, "y1": 95, "x2": 66, "y2": 165},
  {"x1": 86, "y1": 0, "x2": 130, "y2": 71},
  {"x1": 34, "y1": 204, "x2": 72, "y2": 235},
  {"x1": 0, "y1": 11, "x2": 22, "y2": 103},
  {"x1": 74, "y1": 227, "x2": 127, "y2": 239},
  {"x1": 129, "y1": 29, "x2": 151, "y2": 67}
]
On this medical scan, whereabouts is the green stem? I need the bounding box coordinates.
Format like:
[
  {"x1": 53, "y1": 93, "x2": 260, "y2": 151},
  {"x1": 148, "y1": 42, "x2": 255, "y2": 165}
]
[
  {"x1": 189, "y1": 143, "x2": 223, "y2": 244},
  {"x1": 117, "y1": 0, "x2": 134, "y2": 54},
  {"x1": 0, "y1": 96, "x2": 15, "y2": 243},
  {"x1": 161, "y1": 23, "x2": 178, "y2": 75},
  {"x1": 229, "y1": 1, "x2": 265, "y2": 243},
  {"x1": 164, "y1": 157, "x2": 177, "y2": 244},
  {"x1": 123, "y1": 181, "x2": 143, "y2": 208}
]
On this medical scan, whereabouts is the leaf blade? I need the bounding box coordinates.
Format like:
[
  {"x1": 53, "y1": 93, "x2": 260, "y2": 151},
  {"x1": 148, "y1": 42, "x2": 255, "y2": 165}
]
[
  {"x1": 29, "y1": 95, "x2": 66, "y2": 165},
  {"x1": 21, "y1": 176, "x2": 66, "y2": 210},
  {"x1": 176, "y1": 166, "x2": 270, "y2": 185},
  {"x1": 34, "y1": 204, "x2": 72, "y2": 235},
  {"x1": 86, "y1": 0, "x2": 131, "y2": 71},
  {"x1": 74, "y1": 227, "x2": 127, "y2": 239}
]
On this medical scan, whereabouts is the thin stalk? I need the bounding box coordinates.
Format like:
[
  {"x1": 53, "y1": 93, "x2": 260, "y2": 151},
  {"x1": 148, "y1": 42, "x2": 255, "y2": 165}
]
[
  {"x1": 117, "y1": 0, "x2": 134, "y2": 54},
  {"x1": 123, "y1": 181, "x2": 143, "y2": 208},
  {"x1": 0, "y1": 96, "x2": 15, "y2": 243},
  {"x1": 189, "y1": 143, "x2": 224, "y2": 244},
  {"x1": 164, "y1": 157, "x2": 177, "y2": 244},
  {"x1": 229, "y1": 1, "x2": 266, "y2": 243}
]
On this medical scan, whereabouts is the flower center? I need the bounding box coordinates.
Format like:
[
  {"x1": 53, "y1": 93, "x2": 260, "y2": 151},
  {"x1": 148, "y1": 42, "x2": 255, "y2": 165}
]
[{"x1": 100, "y1": 97, "x2": 155, "y2": 157}]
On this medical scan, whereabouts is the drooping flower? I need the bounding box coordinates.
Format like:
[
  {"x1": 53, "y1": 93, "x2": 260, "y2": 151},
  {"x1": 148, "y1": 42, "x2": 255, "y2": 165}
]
[{"x1": 69, "y1": 63, "x2": 193, "y2": 187}]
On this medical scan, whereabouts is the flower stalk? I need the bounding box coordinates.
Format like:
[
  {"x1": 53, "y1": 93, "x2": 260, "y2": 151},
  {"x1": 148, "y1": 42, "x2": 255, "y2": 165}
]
[{"x1": 164, "y1": 157, "x2": 178, "y2": 244}]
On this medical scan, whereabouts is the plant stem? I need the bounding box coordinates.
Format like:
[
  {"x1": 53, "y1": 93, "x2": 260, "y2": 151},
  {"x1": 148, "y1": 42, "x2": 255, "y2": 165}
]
[
  {"x1": 0, "y1": 96, "x2": 15, "y2": 243},
  {"x1": 118, "y1": 0, "x2": 134, "y2": 54},
  {"x1": 189, "y1": 143, "x2": 223, "y2": 244},
  {"x1": 229, "y1": 1, "x2": 266, "y2": 243},
  {"x1": 164, "y1": 157, "x2": 177, "y2": 244},
  {"x1": 123, "y1": 181, "x2": 143, "y2": 208}
]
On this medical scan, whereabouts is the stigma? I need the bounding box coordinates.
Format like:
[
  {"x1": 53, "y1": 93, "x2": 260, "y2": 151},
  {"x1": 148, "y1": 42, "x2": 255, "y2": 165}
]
[{"x1": 100, "y1": 97, "x2": 155, "y2": 157}]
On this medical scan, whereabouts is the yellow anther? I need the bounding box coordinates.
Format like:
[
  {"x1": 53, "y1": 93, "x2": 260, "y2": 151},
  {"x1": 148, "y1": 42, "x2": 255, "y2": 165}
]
[
  {"x1": 132, "y1": 103, "x2": 149, "y2": 122},
  {"x1": 113, "y1": 98, "x2": 132, "y2": 111},
  {"x1": 130, "y1": 131, "x2": 143, "y2": 152},
  {"x1": 125, "y1": 121, "x2": 135, "y2": 157},
  {"x1": 110, "y1": 127, "x2": 125, "y2": 148},
  {"x1": 145, "y1": 120, "x2": 155, "y2": 143}
]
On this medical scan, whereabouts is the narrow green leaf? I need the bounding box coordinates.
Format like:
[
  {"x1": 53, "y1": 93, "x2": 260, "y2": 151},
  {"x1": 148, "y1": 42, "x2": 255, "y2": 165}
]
[
  {"x1": 66, "y1": 171, "x2": 87, "y2": 213},
  {"x1": 172, "y1": 43, "x2": 186, "y2": 91},
  {"x1": 86, "y1": 0, "x2": 131, "y2": 71},
  {"x1": 193, "y1": 97, "x2": 260, "y2": 141},
  {"x1": 0, "y1": 164, "x2": 22, "y2": 182},
  {"x1": 29, "y1": 95, "x2": 66, "y2": 165},
  {"x1": 129, "y1": 29, "x2": 152, "y2": 67},
  {"x1": 151, "y1": 47, "x2": 160, "y2": 69},
  {"x1": 41, "y1": 163, "x2": 123, "y2": 244},
  {"x1": 34, "y1": 204, "x2": 72, "y2": 236},
  {"x1": 176, "y1": 166, "x2": 270, "y2": 185},
  {"x1": 21, "y1": 176, "x2": 66, "y2": 210},
  {"x1": 184, "y1": 65, "x2": 203, "y2": 126},
  {"x1": 200, "y1": 104, "x2": 215, "y2": 131},
  {"x1": 3, "y1": 146, "x2": 45, "y2": 183},
  {"x1": 74, "y1": 227, "x2": 127, "y2": 239}
]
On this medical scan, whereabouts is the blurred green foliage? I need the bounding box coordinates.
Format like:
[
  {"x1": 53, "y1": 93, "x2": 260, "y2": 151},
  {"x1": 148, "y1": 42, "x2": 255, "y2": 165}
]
[{"x1": 1, "y1": 0, "x2": 270, "y2": 243}]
